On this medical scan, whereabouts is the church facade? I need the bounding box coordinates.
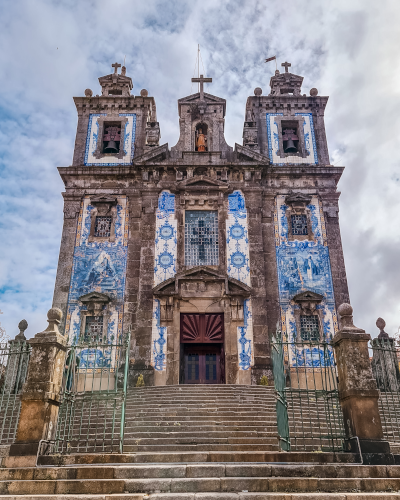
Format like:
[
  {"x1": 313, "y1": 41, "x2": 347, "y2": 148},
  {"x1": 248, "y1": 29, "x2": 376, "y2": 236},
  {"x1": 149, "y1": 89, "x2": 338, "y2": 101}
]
[{"x1": 52, "y1": 62, "x2": 349, "y2": 386}]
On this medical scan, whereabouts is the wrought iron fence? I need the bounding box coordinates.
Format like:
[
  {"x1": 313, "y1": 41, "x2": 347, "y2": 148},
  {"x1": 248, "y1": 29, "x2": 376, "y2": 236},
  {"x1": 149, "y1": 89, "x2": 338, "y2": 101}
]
[
  {"x1": 371, "y1": 337, "x2": 400, "y2": 444},
  {"x1": 48, "y1": 328, "x2": 131, "y2": 454},
  {"x1": 0, "y1": 340, "x2": 31, "y2": 444},
  {"x1": 271, "y1": 332, "x2": 345, "y2": 452}
]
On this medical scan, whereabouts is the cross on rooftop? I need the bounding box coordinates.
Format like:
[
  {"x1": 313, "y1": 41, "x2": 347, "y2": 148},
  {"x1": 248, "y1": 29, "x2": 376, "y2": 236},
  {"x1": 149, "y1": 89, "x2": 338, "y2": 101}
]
[
  {"x1": 191, "y1": 74, "x2": 212, "y2": 100},
  {"x1": 112, "y1": 62, "x2": 121, "y2": 74},
  {"x1": 281, "y1": 62, "x2": 291, "y2": 73}
]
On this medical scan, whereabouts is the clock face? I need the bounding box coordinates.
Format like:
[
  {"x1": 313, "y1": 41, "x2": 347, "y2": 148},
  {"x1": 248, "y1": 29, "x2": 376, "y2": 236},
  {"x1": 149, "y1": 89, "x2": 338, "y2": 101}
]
[{"x1": 160, "y1": 225, "x2": 174, "y2": 239}]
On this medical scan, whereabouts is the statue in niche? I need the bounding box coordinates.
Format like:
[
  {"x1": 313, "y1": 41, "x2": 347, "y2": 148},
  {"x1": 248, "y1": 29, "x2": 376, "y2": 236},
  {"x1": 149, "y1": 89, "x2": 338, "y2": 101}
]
[{"x1": 196, "y1": 128, "x2": 206, "y2": 152}]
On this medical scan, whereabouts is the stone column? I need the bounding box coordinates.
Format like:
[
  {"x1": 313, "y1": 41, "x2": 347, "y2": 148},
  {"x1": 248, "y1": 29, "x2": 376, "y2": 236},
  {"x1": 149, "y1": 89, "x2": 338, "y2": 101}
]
[
  {"x1": 332, "y1": 303, "x2": 390, "y2": 458},
  {"x1": 6, "y1": 308, "x2": 67, "y2": 467}
]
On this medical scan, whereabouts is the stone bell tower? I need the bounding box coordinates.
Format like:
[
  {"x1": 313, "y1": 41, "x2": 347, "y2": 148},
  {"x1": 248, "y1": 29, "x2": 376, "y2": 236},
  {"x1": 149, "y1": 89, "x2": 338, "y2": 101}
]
[{"x1": 52, "y1": 60, "x2": 349, "y2": 388}]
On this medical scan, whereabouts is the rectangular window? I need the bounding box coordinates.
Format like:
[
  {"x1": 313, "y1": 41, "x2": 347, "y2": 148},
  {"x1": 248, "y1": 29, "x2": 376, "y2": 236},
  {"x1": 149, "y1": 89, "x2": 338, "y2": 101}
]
[
  {"x1": 185, "y1": 211, "x2": 218, "y2": 266},
  {"x1": 84, "y1": 316, "x2": 104, "y2": 343},
  {"x1": 300, "y1": 315, "x2": 320, "y2": 342},
  {"x1": 94, "y1": 216, "x2": 112, "y2": 238},
  {"x1": 291, "y1": 214, "x2": 308, "y2": 236}
]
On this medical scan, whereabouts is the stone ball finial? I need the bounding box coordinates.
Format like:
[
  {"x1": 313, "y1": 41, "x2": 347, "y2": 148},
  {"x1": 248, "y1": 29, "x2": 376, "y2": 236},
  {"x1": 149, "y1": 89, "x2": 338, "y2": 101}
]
[
  {"x1": 18, "y1": 319, "x2": 28, "y2": 332},
  {"x1": 310, "y1": 88, "x2": 318, "y2": 96},
  {"x1": 254, "y1": 87, "x2": 262, "y2": 96},
  {"x1": 376, "y1": 317, "x2": 390, "y2": 339},
  {"x1": 338, "y1": 303, "x2": 353, "y2": 317},
  {"x1": 337, "y1": 303, "x2": 354, "y2": 328},
  {"x1": 85, "y1": 88, "x2": 93, "y2": 98},
  {"x1": 376, "y1": 317, "x2": 386, "y2": 330},
  {"x1": 47, "y1": 308, "x2": 63, "y2": 324},
  {"x1": 140, "y1": 89, "x2": 149, "y2": 97},
  {"x1": 275, "y1": 70, "x2": 280, "y2": 76},
  {"x1": 121, "y1": 66, "x2": 126, "y2": 76}
]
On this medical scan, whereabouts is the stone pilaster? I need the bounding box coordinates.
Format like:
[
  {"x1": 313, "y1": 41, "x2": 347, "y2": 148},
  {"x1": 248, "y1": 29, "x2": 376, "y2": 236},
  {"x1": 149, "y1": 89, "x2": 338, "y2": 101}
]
[
  {"x1": 6, "y1": 308, "x2": 67, "y2": 467},
  {"x1": 332, "y1": 303, "x2": 391, "y2": 460}
]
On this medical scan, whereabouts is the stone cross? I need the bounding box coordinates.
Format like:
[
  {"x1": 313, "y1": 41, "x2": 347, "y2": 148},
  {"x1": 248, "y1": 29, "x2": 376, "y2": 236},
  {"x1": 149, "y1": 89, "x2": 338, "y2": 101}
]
[
  {"x1": 281, "y1": 62, "x2": 291, "y2": 73},
  {"x1": 191, "y1": 74, "x2": 212, "y2": 100},
  {"x1": 112, "y1": 62, "x2": 121, "y2": 74}
]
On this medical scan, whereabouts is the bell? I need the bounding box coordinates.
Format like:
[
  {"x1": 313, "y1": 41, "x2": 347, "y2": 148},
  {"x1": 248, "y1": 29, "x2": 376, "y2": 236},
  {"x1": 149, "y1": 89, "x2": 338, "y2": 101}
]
[
  {"x1": 284, "y1": 139, "x2": 297, "y2": 153},
  {"x1": 104, "y1": 140, "x2": 119, "y2": 154}
]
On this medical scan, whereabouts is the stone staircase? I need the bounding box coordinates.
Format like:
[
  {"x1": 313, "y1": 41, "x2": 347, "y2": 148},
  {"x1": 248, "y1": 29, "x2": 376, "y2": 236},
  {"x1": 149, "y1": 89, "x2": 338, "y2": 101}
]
[
  {"x1": 2, "y1": 385, "x2": 400, "y2": 498},
  {"x1": 62, "y1": 385, "x2": 344, "y2": 453}
]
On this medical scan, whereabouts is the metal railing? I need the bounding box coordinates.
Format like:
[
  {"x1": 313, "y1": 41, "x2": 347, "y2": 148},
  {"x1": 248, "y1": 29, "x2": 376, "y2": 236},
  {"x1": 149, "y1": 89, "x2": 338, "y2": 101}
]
[
  {"x1": 271, "y1": 332, "x2": 345, "y2": 452},
  {"x1": 50, "y1": 328, "x2": 131, "y2": 454},
  {"x1": 371, "y1": 337, "x2": 400, "y2": 444},
  {"x1": 0, "y1": 340, "x2": 31, "y2": 444}
]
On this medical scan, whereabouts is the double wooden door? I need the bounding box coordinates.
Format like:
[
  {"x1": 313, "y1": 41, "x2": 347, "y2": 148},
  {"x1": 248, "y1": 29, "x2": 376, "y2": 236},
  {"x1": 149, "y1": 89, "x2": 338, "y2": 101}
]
[{"x1": 180, "y1": 313, "x2": 225, "y2": 384}]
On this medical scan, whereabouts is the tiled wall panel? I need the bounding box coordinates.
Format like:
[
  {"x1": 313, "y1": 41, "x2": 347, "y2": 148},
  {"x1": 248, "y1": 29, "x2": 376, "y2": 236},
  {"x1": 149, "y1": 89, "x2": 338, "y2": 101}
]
[
  {"x1": 274, "y1": 195, "x2": 338, "y2": 367},
  {"x1": 65, "y1": 196, "x2": 129, "y2": 366},
  {"x1": 226, "y1": 191, "x2": 253, "y2": 371}
]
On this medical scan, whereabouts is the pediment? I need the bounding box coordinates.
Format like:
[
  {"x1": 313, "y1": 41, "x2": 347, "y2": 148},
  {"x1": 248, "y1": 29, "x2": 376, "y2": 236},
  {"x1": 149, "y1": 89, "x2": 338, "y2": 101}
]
[
  {"x1": 292, "y1": 291, "x2": 324, "y2": 303},
  {"x1": 153, "y1": 266, "x2": 251, "y2": 297},
  {"x1": 133, "y1": 143, "x2": 169, "y2": 165},
  {"x1": 178, "y1": 92, "x2": 226, "y2": 106},
  {"x1": 285, "y1": 192, "x2": 312, "y2": 207},
  {"x1": 176, "y1": 175, "x2": 228, "y2": 190},
  {"x1": 79, "y1": 292, "x2": 111, "y2": 303},
  {"x1": 235, "y1": 144, "x2": 270, "y2": 165}
]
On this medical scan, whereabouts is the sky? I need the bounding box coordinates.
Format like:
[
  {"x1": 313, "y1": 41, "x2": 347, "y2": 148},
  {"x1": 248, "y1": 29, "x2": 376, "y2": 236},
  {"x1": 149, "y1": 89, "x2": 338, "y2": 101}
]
[{"x1": 0, "y1": 0, "x2": 400, "y2": 341}]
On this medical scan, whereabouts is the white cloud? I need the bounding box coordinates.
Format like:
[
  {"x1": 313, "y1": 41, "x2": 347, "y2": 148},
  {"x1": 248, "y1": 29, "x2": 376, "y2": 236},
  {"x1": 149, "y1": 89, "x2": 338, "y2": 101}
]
[{"x1": 0, "y1": 0, "x2": 400, "y2": 339}]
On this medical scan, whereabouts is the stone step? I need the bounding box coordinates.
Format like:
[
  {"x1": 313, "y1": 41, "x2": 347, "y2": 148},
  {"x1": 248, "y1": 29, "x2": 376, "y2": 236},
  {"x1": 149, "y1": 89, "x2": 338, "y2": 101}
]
[
  {"x1": 2, "y1": 463, "x2": 399, "y2": 480},
  {"x1": 2, "y1": 476, "x2": 400, "y2": 495},
  {"x1": 2, "y1": 494, "x2": 400, "y2": 499},
  {"x1": 38, "y1": 450, "x2": 356, "y2": 466}
]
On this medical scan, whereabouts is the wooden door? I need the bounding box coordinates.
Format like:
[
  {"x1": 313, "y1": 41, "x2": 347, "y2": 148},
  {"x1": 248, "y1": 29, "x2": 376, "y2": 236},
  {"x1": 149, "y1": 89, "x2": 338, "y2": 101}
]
[{"x1": 184, "y1": 345, "x2": 221, "y2": 384}]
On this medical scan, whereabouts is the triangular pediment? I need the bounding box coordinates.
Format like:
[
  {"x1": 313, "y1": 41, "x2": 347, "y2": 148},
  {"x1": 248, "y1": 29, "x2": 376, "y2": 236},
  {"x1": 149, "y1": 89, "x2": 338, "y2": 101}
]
[
  {"x1": 153, "y1": 266, "x2": 251, "y2": 297},
  {"x1": 178, "y1": 92, "x2": 226, "y2": 105},
  {"x1": 285, "y1": 192, "x2": 312, "y2": 206},
  {"x1": 133, "y1": 143, "x2": 169, "y2": 165},
  {"x1": 79, "y1": 292, "x2": 111, "y2": 303},
  {"x1": 235, "y1": 144, "x2": 270, "y2": 165},
  {"x1": 293, "y1": 291, "x2": 324, "y2": 302},
  {"x1": 176, "y1": 175, "x2": 227, "y2": 190}
]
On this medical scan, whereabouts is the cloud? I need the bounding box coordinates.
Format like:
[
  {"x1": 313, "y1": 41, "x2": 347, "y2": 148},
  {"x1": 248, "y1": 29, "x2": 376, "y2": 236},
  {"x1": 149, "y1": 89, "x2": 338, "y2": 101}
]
[{"x1": 0, "y1": 0, "x2": 400, "y2": 340}]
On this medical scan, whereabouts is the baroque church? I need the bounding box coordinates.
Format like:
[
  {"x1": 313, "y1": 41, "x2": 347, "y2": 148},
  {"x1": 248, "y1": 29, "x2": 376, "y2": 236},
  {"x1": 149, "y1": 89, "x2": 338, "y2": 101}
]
[{"x1": 52, "y1": 61, "x2": 349, "y2": 387}]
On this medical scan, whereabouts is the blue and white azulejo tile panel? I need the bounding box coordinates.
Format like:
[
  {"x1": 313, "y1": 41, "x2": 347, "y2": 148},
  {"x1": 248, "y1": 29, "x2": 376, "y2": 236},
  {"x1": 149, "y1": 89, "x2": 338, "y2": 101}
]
[
  {"x1": 64, "y1": 196, "x2": 129, "y2": 366},
  {"x1": 237, "y1": 299, "x2": 254, "y2": 371},
  {"x1": 274, "y1": 195, "x2": 338, "y2": 366},
  {"x1": 226, "y1": 191, "x2": 251, "y2": 287},
  {"x1": 154, "y1": 191, "x2": 177, "y2": 286},
  {"x1": 84, "y1": 113, "x2": 137, "y2": 166},
  {"x1": 151, "y1": 299, "x2": 167, "y2": 372},
  {"x1": 266, "y1": 113, "x2": 318, "y2": 165}
]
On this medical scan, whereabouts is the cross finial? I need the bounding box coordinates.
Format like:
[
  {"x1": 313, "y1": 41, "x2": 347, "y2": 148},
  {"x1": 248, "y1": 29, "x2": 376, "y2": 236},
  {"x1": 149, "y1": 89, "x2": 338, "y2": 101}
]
[
  {"x1": 112, "y1": 62, "x2": 121, "y2": 74},
  {"x1": 191, "y1": 74, "x2": 213, "y2": 100},
  {"x1": 281, "y1": 62, "x2": 291, "y2": 73}
]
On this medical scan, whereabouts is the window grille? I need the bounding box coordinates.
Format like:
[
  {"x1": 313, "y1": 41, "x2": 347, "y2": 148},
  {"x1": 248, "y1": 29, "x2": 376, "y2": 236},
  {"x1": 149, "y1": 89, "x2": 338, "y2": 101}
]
[
  {"x1": 94, "y1": 216, "x2": 112, "y2": 238},
  {"x1": 291, "y1": 214, "x2": 308, "y2": 236},
  {"x1": 84, "y1": 316, "x2": 104, "y2": 342},
  {"x1": 300, "y1": 315, "x2": 320, "y2": 342},
  {"x1": 185, "y1": 211, "x2": 218, "y2": 266}
]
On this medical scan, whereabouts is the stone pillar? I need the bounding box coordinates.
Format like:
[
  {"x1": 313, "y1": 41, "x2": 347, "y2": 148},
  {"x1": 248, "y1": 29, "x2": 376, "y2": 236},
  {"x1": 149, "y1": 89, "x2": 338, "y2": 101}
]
[
  {"x1": 332, "y1": 303, "x2": 390, "y2": 460},
  {"x1": 6, "y1": 308, "x2": 67, "y2": 467}
]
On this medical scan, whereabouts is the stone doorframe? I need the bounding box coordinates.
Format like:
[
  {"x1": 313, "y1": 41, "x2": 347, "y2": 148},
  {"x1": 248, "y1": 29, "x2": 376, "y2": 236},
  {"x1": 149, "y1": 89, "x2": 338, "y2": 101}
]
[{"x1": 152, "y1": 266, "x2": 252, "y2": 386}]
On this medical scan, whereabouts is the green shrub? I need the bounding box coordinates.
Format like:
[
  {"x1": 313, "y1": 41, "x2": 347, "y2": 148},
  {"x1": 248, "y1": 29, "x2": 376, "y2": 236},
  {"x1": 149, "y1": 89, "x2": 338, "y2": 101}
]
[
  {"x1": 259, "y1": 375, "x2": 269, "y2": 386},
  {"x1": 136, "y1": 374, "x2": 145, "y2": 387}
]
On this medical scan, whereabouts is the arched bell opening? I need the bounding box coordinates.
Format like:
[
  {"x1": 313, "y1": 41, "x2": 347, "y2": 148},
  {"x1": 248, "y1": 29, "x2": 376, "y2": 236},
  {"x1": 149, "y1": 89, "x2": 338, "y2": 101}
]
[{"x1": 195, "y1": 122, "x2": 208, "y2": 152}]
